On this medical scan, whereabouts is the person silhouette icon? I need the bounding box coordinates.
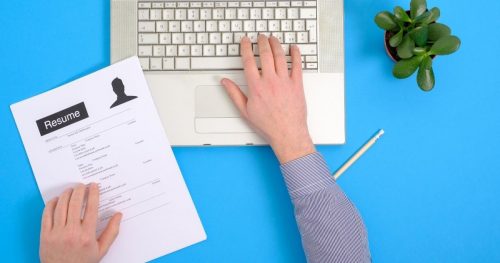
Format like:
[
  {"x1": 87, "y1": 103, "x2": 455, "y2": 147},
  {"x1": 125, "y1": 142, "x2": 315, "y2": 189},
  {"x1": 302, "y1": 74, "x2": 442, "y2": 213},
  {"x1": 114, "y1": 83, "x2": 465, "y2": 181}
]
[{"x1": 110, "y1": 77, "x2": 138, "y2": 108}]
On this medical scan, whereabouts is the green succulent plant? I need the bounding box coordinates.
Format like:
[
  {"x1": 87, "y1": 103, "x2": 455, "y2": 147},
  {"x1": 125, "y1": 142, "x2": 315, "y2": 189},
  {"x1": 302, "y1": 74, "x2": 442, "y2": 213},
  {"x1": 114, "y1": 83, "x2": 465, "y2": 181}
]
[{"x1": 374, "y1": 0, "x2": 461, "y2": 91}]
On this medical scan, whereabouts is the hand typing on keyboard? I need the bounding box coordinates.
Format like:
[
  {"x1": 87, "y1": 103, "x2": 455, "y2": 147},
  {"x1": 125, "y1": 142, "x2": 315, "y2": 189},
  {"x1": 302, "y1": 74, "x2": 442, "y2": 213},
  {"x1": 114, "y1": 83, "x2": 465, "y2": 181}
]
[{"x1": 222, "y1": 35, "x2": 315, "y2": 164}]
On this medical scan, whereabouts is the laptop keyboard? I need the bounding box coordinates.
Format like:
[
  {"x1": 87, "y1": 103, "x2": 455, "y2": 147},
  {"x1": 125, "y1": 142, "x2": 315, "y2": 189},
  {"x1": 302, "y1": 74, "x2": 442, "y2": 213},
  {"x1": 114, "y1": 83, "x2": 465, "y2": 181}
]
[{"x1": 137, "y1": 1, "x2": 319, "y2": 71}]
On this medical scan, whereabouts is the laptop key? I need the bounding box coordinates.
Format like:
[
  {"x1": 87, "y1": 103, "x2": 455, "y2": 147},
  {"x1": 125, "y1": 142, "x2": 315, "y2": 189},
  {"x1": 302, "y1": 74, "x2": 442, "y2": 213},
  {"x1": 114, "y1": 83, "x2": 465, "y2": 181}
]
[
  {"x1": 197, "y1": 33, "x2": 209, "y2": 44},
  {"x1": 139, "y1": 57, "x2": 150, "y2": 70},
  {"x1": 165, "y1": 2, "x2": 176, "y2": 8},
  {"x1": 139, "y1": 22, "x2": 155, "y2": 32},
  {"x1": 172, "y1": 33, "x2": 184, "y2": 44},
  {"x1": 210, "y1": 33, "x2": 222, "y2": 44},
  {"x1": 175, "y1": 57, "x2": 190, "y2": 70},
  {"x1": 166, "y1": 45, "x2": 177, "y2": 56},
  {"x1": 250, "y1": 8, "x2": 262, "y2": 19},
  {"x1": 138, "y1": 33, "x2": 158, "y2": 44},
  {"x1": 156, "y1": 21, "x2": 168, "y2": 32},
  {"x1": 228, "y1": 44, "x2": 239, "y2": 56},
  {"x1": 153, "y1": 45, "x2": 165, "y2": 56},
  {"x1": 306, "y1": 20, "x2": 317, "y2": 42},
  {"x1": 287, "y1": 8, "x2": 299, "y2": 19},
  {"x1": 297, "y1": 32, "x2": 308, "y2": 43},
  {"x1": 203, "y1": 45, "x2": 216, "y2": 56},
  {"x1": 185, "y1": 33, "x2": 196, "y2": 44},
  {"x1": 152, "y1": 3, "x2": 163, "y2": 8},
  {"x1": 304, "y1": 1, "x2": 317, "y2": 7},
  {"x1": 163, "y1": 9, "x2": 175, "y2": 20},
  {"x1": 216, "y1": 45, "x2": 228, "y2": 56},
  {"x1": 247, "y1": 32, "x2": 258, "y2": 43},
  {"x1": 191, "y1": 45, "x2": 203, "y2": 56},
  {"x1": 163, "y1": 58, "x2": 175, "y2": 70},
  {"x1": 300, "y1": 8, "x2": 316, "y2": 19},
  {"x1": 181, "y1": 21, "x2": 193, "y2": 32},
  {"x1": 306, "y1": 62, "x2": 318, "y2": 69},
  {"x1": 222, "y1": 33, "x2": 233, "y2": 43},
  {"x1": 150, "y1": 9, "x2": 162, "y2": 20},
  {"x1": 169, "y1": 21, "x2": 181, "y2": 32},
  {"x1": 159, "y1": 33, "x2": 171, "y2": 44},
  {"x1": 178, "y1": 45, "x2": 191, "y2": 56},
  {"x1": 138, "y1": 3, "x2": 151, "y2": 8},
  {"x1": 150, "y1": 58, "x2": 162, "y2": 70},
  {"x1": 138, "y1": 45, "x2": 153, "y2": 56},
  {"x1": 138, "y1": 9, "x2": 150, "y2": 20},
  {"x1": 306, "y1": 56, "x2": 318, "y2": 62},
  {"x1": 295, "y1": 44, "x2": 317, "y2": 55},
  {"x1": 188, "y1": 9, "x2": 199, "y2": 20}
]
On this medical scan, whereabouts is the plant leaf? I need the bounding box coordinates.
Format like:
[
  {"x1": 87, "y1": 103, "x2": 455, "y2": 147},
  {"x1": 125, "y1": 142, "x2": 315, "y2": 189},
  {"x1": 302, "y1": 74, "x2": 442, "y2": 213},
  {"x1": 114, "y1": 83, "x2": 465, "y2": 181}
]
[
  {"x1": 410, "y1": 0, "x2": 427, "y2": 19},
  {"x1": 414, "y1": 11, "x2": 431, "y2": 24},
  {"x1": 413, "y1": 47, "x2": 427, "y2": 56},
  {"x1": 416, "y1": 7, "x2": 440, "y2": 25},
  {"x1": 375, "y1": 11, "x2": 399, "y2": 30},
  {"x1": 397, "y1": 36, "x2": 415, "y2": 59},
  {"x1": 393, "y1": 56, "x2": 423, "y2": 79},
  {"x1": 430, "y1": 35, "x2": 461, "y2": 55},
  {"x1": 428, "y1": 23, "x2": 451, "y2": 41},
  {"x1": 394, "y1": 6, "x2": 411, "y2": 23},
  {"x1": 389, "y1": 29, "x2": 404, "y2": 47},
  {"x1": 410, "y1": 25, "x2": 429, "y2": 47},
  {"x1": 417, "y1": 56, "x2": 435, "y2": 91}
]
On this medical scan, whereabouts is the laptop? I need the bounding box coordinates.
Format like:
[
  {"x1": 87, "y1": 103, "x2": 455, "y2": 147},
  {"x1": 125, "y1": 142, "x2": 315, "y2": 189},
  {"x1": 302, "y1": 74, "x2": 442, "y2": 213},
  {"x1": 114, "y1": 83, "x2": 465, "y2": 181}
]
[{"x1": 111, "y1": 0, "x2": 345, "y2": 146}]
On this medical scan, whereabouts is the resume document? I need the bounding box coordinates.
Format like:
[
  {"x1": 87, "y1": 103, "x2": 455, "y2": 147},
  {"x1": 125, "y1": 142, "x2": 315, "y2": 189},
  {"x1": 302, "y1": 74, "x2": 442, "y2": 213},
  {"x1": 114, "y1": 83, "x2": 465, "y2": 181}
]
[{"x1": 11, "y1": 57, "x2": 206, "y2": 262}]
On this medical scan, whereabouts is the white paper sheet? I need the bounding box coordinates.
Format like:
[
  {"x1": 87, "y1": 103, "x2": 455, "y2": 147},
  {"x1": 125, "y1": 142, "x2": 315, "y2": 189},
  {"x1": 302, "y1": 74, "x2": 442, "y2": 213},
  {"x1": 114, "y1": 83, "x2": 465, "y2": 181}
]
[{"x1": 11, "y1": 57, "x2": 206, "y2": 262}]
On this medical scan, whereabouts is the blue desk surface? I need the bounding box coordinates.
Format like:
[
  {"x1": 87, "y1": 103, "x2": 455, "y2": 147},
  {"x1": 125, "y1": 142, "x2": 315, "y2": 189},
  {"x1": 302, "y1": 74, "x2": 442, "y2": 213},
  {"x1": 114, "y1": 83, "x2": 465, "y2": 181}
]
[{"x1": 1, "y1": 0, "x2": 500, "y2": 262}]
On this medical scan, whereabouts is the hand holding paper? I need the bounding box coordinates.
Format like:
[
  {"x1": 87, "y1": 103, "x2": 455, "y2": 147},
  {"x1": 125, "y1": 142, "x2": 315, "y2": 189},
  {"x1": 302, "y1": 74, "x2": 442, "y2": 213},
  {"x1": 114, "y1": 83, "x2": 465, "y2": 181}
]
[
  {"x1": 11, "y1": 57, "x2": 206, "y2": 263},
  {"x1": 40, "y1": 183, "x2": 122, "y2": 263}
]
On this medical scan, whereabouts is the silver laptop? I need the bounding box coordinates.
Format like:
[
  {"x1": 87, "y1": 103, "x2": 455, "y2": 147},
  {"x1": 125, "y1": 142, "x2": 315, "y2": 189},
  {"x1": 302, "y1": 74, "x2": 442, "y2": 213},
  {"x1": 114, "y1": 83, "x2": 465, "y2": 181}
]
[{"x1": 111, "y1": 0, "x2": 345, "y2": 146}]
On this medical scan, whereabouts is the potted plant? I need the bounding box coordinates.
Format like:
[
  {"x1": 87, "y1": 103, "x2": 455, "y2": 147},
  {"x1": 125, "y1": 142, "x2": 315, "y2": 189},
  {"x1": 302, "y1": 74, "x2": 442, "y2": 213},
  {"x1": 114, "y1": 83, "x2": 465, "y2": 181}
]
[{"x1": 374, "y1": 0, "x2": 461, "y2": 91}]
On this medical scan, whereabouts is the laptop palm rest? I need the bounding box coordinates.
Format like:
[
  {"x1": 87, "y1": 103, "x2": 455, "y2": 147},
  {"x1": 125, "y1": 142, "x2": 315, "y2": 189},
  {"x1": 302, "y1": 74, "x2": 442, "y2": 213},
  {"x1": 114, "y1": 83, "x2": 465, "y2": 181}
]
[{"x1": 195, "y1": 85, "x2": 254, "y2": 134}]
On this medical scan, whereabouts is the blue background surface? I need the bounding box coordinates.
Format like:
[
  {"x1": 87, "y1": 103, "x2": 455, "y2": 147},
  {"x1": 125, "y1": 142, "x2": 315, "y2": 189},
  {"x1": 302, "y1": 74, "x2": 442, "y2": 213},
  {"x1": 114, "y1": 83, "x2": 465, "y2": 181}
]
[{"x1": 1, "y1": 0, "x2": 499, "y2": 262}]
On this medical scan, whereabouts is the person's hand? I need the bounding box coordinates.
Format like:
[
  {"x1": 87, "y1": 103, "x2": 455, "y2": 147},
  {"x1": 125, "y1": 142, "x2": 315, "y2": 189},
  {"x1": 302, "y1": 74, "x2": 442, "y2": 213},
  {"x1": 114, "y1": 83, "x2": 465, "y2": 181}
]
[
  {"x1": 221, "y1": 35, "x2": 315, "y2": 164},
  {"x1": 39, "y1": 183, "x2": 122, "y2": 263}
]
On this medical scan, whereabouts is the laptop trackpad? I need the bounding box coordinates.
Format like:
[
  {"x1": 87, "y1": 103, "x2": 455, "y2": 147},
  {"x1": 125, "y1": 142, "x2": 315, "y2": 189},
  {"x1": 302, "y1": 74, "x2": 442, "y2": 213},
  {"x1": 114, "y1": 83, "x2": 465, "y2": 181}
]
[{"x1": 195, "y1": 85, "x2": 253, "y2": 133}]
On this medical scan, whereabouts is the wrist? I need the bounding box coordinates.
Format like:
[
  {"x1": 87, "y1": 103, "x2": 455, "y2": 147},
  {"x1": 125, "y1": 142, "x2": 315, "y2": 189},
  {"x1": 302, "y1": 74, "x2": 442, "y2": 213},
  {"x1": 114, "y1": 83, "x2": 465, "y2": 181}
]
[{"x1": 270, "y1": 131, "x2": 316, "y2": 164}]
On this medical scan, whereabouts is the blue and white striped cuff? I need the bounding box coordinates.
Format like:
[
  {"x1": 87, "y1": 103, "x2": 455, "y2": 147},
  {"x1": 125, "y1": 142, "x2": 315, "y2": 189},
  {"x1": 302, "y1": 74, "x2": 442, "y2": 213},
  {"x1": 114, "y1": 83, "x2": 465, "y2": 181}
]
[{"x1": 280, "y1": 152, "x2": 336, "y2": 199}]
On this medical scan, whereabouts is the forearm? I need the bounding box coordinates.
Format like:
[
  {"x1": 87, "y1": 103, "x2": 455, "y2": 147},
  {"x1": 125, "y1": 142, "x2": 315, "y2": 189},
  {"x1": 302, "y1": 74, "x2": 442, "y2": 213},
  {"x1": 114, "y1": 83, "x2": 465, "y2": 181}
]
[{"x1": 280, "y1": 152, "x2": 371, "y2": 263}]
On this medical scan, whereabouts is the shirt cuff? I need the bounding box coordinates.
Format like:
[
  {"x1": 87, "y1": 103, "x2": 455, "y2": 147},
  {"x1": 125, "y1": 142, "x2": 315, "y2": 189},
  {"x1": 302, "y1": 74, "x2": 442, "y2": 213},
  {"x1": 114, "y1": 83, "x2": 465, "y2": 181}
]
[{"x1": 280, "y1": 152, "x2": 336, "y2": 199}]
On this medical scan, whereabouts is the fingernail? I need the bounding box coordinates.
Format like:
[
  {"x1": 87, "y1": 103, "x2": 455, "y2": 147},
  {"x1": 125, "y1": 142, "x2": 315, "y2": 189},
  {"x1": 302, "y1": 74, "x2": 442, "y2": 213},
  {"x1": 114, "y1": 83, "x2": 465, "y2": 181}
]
[{"x1": 221, "y1": 78, "x2": 227, "y2": 85}]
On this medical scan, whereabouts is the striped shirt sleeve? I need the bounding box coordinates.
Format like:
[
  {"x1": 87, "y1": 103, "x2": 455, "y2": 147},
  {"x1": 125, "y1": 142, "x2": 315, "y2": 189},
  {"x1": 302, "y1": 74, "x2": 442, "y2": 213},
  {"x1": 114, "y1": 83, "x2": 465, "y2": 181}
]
[{"x1": 280, "y1": 152, "x2": 371, "y2": 263}]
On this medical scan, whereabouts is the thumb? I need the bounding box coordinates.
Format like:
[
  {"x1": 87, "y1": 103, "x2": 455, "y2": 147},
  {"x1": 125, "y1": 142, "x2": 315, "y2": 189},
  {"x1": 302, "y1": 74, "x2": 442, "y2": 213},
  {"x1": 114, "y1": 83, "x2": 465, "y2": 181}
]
[
  {"x1": 221, "y1": 78, "x2": 248, "y2": 119},
  {"x1": 98, "y1": 212, "x2": 122, "y2": 259}
]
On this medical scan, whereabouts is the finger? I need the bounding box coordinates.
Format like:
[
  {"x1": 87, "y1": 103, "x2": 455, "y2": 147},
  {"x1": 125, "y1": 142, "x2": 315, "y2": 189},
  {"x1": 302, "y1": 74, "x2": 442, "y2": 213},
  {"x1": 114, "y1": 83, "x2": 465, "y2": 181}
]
[
  {"x1": 240, "y1": 37, "x2": 260, "y2": 83},
  {"x1": 41, "y1": 198, "x2": 58, "y2": 235},
  {"x1": 98, "y1": 213, "x2": 123, "y2": 259},
  {"x1": 290, "y1": 45, "x2": 304, "y2": 83},
  {"x1": 221, "y1": 78, "x2": 248, "y2": 119},
  {"x1": 53, "y1": 188, "x2": 73, "y2": 227},
  {"x1": 67, "y1": 183, "x2": 86, "y2": 225},
  {"x1": 83, "y1": 183, "x2": 100, "y2": 230},
  {"x1": 257, "y1": 34, "x2": 276, "y2": 75},
  {"x1": 269, "y1": 36, "x2": 288, "y2": 76}
]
